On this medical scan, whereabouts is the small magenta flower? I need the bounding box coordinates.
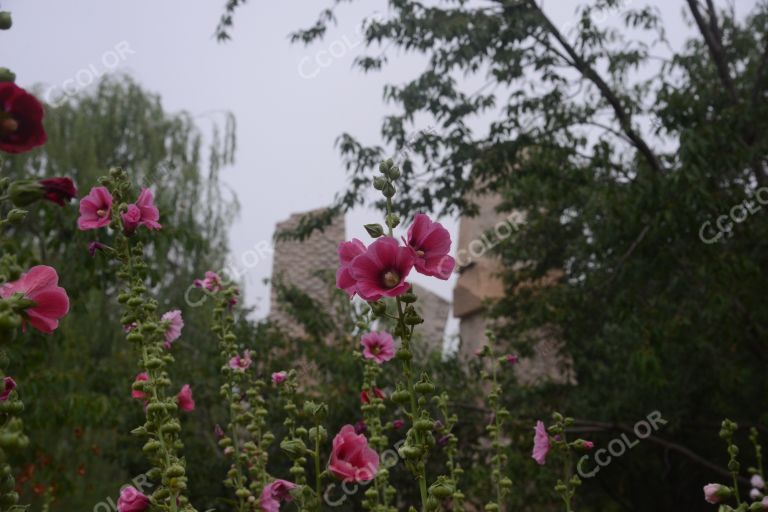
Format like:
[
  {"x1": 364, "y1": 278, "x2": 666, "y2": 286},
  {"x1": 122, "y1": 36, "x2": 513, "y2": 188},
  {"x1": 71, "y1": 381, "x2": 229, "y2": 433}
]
[
  {"x1": 131, "y1": 373, "x2": 149, "y2": 400},
  {"x1": 0, "y1": 377, "x2": 16, "y2": 401},
  {"x1": 214, "y1": 424, "x2": 225, "y2": 439},
  {"x1": 194, "y1": 271, "x2": 223, "y2": 292},
  {"x1": 703, "y1": 483, "x2": 732, "y2": 504},
  {"x1": 336, "y1": 239, "x2": 366, "y2": 297},
  {"x1": 405, "y1": 213, "x2": 455, "y2": 279},
  {"x1": 328, "y1": 425, "x2": 380, "y2": 483},
  {"x1": 361, "y1": 331, "x2": 396, "y2": 364},
  {"x1": 117, "y1": 485, "x2": 150, "y2": 512},
  {"x1": 753, "y1": 474, "x2": 766, "y2": 490},
  {"x1": 532, "y1": 420, "x2": 551, "y2": 465},
  {"x1": 348, "y1": 237, "x2": 414, "y2": 301},
  {"x1": 354, "y1": 420, "x2": 367, "y2": 435},
  {"x1": 77, "y1": 186, "x2": 113, "y2": 230},
  {"x1": 160, "y1": 309, "x2": 183, "y2": 349},
  {"x1": 272, "y1": 371, "x2": 287, "y2": 385},
  {"x1": 177, "y1": 384, "x2": 195, "y2": 412},
  {"x1": 121, "y1": 188, "x2": 161, "y2": 234},
  {"x1": 259, "y1": 479, "x2": 297, "y2": 512},
  {"x1": 392, "y1": 419, "x2": 404, "y2": 430},
  {"x1": 229, "y1": 350, "x2": 252, "y2": 371},
  {"x1": 88, "y1": 241, "x2": 107, "y2": 257},
  {"x1": 583, "y1": 441, "x2": 594, "y2": 450},
  {"x1": 506, "y1": 354, "x2": 519, "y2": 365},
  {"x1": 360, "y1": 388, "x2": 385, "y2": 404},
  {"x1": 0, "y1": 265, "x2": 70, "y2": 333}
]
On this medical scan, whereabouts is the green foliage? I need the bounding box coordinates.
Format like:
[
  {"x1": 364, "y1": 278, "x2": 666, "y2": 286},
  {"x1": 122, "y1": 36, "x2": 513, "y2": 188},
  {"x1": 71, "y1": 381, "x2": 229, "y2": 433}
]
[{"x1": 278, "y1": 1, "x2": 768, "y2": 509}]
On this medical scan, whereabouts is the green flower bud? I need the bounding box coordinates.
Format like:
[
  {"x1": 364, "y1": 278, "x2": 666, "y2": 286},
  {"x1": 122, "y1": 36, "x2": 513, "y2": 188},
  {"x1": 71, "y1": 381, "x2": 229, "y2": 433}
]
[
  {"x1": 280, "y1": 438, "x2": 307, "y2": 458},
  {"x1": 142, "y1": 440, "x2": 162, "y2": 453},
  {"x1": 385, "y1": 165, "x2": 401, "y2": 180},
  {"x1": 165, "y1": 464, "x2": 186, "y2": 478},
  {"x1": 373, "y1": 176, "x2": 388, "y2": 190},
  {"x1": 364, "y1": 223, "x2": 385, "y2": 238},
  {"x1": 7, "y1": 180, "x2": 43, "y2": 207},
  {"x1": 429, "y1": 481, "x2": 453, "y2": 499},
  {"x1": 382, "y1": 183, "x2": 396, "y2": 198},
  {"x1": 6, "y1": 209, "x2": 27, "y2": 224},
  {"x1": 0, "y1": 68, "x2": 14, "y2": 83},
  {"x1": 0, "y1": 13, "x2": 11, "y2": 31}
]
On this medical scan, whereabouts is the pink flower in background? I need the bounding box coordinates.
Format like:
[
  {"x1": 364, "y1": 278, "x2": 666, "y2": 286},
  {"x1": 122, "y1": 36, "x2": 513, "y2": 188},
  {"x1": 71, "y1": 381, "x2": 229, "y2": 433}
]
[
  {"x1": 121, "y1": 189, "x2": 161, "y2": 234},
  {"x1": 392, "y1": 419, "x2": 404, "y2": 430},
  {"x1": 123, "y1": 322, "x2": 138, "y2": 333},
  {"x1": 117, "y1": 485, "x2": 149, "y2": 512},
  {"x1": 354, "y1": 421, "x2": 366, "y2": 435},
  {"x1": 0, "y1": 377, "x2": 16, "y2": 401},
  {"x1": 336, "y1": 238, "x2": 366, "y2": 296},
  {"x1": 272, "y1": 371, "x2": 287, "y2": 385},
  {"x1": 177, "y1": 384, "x2": 195, "y2": 411},
  {"x1": 160, "y1": 309, "x2": 183, "y2": 349},
  {"x1": 328, "y1": 425, "x2": 380, "y2": 483},
  {"x1": 77, "y1": 186, "x2": 113, "y2": 230},
  {"x1": 39, "y1": 177, "x2": 77, "y2": 206},
  {"x1": 194, "y1": 271, "x2": 223, "y2": 292},
  {"x1": 753, "y1": 474, "x2": 765, "y2": 489},
  {"x1": 348, "y1": 237, "x2": 414, "y2": 301},
  {"x1": 506, "y1": 354, "x2": 519, "y2": 365},
  {"x1": 405, "y1": 213, "x2": 455, "y2": 279},
  {"x1": 259, "y1": 479, "x2": 296, "y2": 512},
  {"x1": 703, "y1": 483, "x2": 730, "y2": 504},
  {"x1": 88, "y1": 241, "x2": 107, "y2": 257},
  {"x1": 131, "y1": 373, "x2": 149, "y2": 400},
  {"x1": 0, "y1": 265, "x2": 69, "y2": 333},
  {"x1": 229, "y1": 350, "x2": 252, "y2": 372},
  {"x1": 583, "y1": 441, "x2": 594, "y2": 450},
  {"x1": 532, "y1": 420, "x2": 551, "y2": 465},
  {"x1": 361, "y1": 331, "x2": 395, "y2": 364}
]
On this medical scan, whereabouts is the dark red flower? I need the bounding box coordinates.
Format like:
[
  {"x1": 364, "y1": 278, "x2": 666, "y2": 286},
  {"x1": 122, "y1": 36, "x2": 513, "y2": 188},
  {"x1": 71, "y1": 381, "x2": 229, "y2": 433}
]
[
  {"x1": 39, "y1": 177, "x2": 77, "y2": 206},
  {"x1": 0, "y1": 83, "x2": 46, "y2": 154}
]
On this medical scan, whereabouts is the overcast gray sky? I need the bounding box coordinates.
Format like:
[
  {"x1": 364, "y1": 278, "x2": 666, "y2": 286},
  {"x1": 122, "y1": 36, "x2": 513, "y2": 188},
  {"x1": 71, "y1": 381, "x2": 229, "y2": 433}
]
[{"x1": 2, "y1": 0, "x2": 757, "y2": 318}]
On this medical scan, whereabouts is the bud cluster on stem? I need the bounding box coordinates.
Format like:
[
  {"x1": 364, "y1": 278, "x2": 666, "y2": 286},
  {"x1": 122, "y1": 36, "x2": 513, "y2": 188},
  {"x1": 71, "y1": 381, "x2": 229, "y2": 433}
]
[{"x1": 96, "y1": 168, "x2": 196, "y2": 512}]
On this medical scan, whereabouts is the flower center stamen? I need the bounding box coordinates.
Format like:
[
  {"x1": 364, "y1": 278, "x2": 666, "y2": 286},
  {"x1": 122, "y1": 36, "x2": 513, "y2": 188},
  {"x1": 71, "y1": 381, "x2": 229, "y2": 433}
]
[
  {"x1": 382, "y1": 270, "x2": 400, "y2": 289},
  {"x1": 0, "y1": 117, "x2": 18, "y2": 136},
  {"x1": 96, "y1": 209, "x2": 107, "y2": 217},
  {"x1": 415, "y1": 250, "x2": 425, "y2": 257}
]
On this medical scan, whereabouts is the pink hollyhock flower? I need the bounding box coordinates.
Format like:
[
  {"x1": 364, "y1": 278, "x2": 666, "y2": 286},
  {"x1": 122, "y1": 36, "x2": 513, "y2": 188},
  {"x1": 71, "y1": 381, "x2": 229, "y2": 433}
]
[
  {"x1": 0, "y1": 377, "x2": 16, "y2": 401},
  {"x1": 392, "y1": 419, "x2": 404, "y2": 430},
  {"x1": 348, "y1": 237, "x2": 414, "y2": 301},
  {"x1": 131, "y1": 373, "x2": 149, "y2": 400},
  {"x1": 229, "y1": 350, "x2": 252, "y2": 371},
  {"x1": 583, "y1": 441, "x2": 594, "y2": 450},
  {"x1": 259, "y1": 479, "x2": 296, "y2": 512},
  {"x1": 272, "y1": 371, "x2": 287, "y2": 385},
  {"x1": 39, "y1": 177, "x2": 77, "y2": 206},
  {"x1": 160, "y1": 310, "x2": 183, "y2": 349},
  {"x1": 532, "y1": 420, "x2": 551, "y2": 465},
  {"x1": 361, "y1": 331, "x2": 396, "y2": 364},
  {"x1": 214, "y1": 424, "x2": 225, "y2": 439},
  {"x1": 194, "y1": 271, "x2": 223, "y2": 292},
  {"x1": 703, "y1": 483, "x2": 731, "y2": 504},
  {"x1": 177, "y1": 384, "x2": 195, "y2": 412},
  {"x1": 751, "y1": 488, "x2": 763, "y2": 500},
  {"x1": 78, "y1": 186, "x2": 113, "y2": 230},
  {"x1": 117, "y1": 485, "x2": 149, "y2": 512},
  {"x1": 405, "y1": 213, "x2": 455, "y2": 279},
  {"x1": 328, "y1": 425, "x2": 380, "y2": 483},
  {"x1": 753, "y1": 474, "x2": 766, "y2": 490},
  {"x1": 123, "y1": 322, "x2": 138, "y2": 333},
  {"x1": 506, "y1": 354, "x2": 519, "y2": 365},
  {"x1": 336, "y1": 238, "x2": 366, "y2": 296},
  {"x1": 121, "y1": 188, "x2": 161, "y2": 234},
  {"x1": 0, "y1": 265, "x2": 69, "y2": 333}
]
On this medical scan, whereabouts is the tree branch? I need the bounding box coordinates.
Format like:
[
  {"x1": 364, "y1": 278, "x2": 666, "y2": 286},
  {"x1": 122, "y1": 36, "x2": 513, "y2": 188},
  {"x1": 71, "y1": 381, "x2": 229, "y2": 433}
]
[
  {"x1": 685, "y1": 0, "x2": 738, "y2": 101},
  {"x1": 525, "y1": 1, "x2": 665, "y2": 175}
]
